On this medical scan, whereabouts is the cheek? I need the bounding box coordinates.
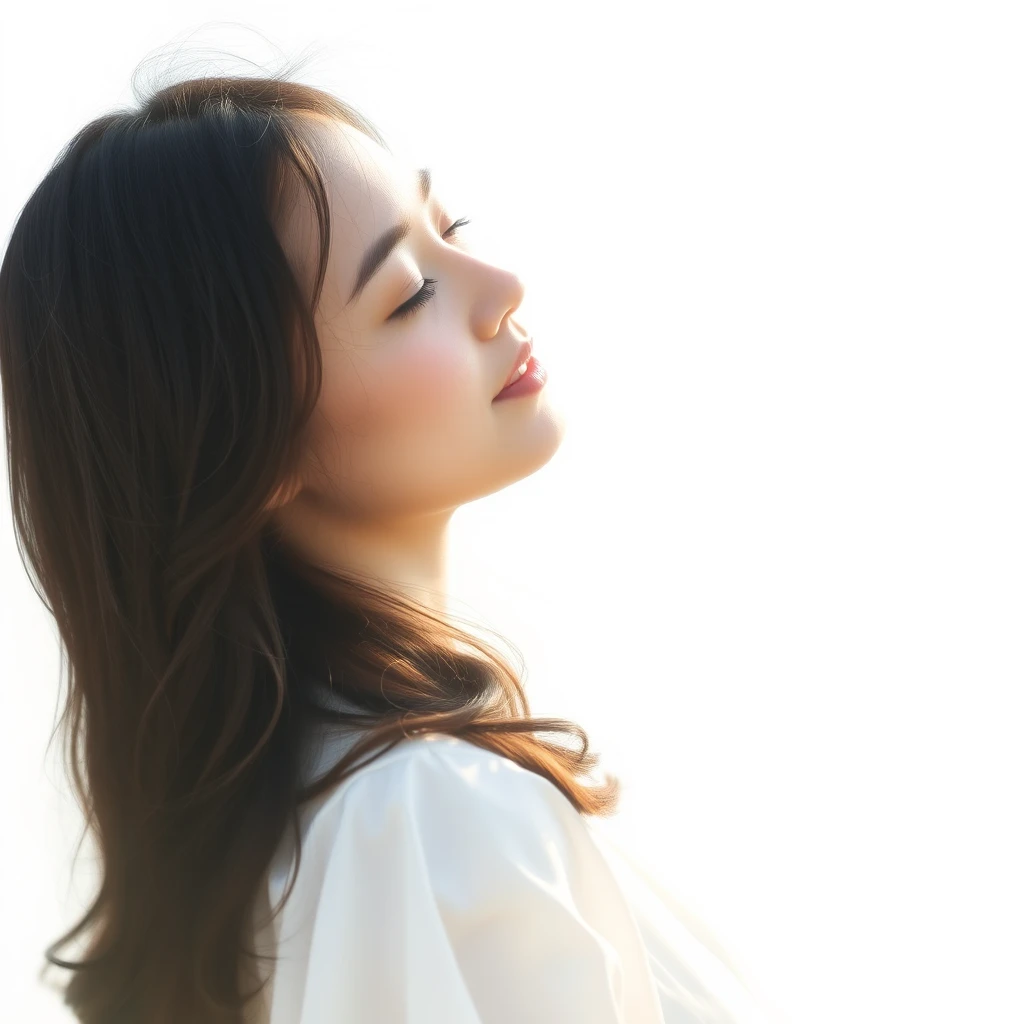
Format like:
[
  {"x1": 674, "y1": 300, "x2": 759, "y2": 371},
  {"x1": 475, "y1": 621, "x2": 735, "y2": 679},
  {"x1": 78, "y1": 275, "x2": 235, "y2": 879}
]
[
  {"x1": 372, "y1": 338, "x2": 473, "y2": 427},
  {"x1": 319, "y1": 335, "x2": 470, "y2": 428}
]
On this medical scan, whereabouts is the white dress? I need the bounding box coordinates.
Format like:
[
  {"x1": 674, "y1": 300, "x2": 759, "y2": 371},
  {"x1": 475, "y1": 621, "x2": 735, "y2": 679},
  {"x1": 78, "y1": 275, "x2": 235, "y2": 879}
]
[{"x1": 243, "y1": 689, "x2": 770, "y2": 1024}]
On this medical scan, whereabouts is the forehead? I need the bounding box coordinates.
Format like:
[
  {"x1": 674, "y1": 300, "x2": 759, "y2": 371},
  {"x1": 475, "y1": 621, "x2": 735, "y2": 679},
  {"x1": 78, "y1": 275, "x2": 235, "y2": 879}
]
[
  {"x1": 313, "y1": 118, "x2": 410, "y2": 214},
  {"x1": 276, "y1": 116, "x2": 419, "y2": 299}
]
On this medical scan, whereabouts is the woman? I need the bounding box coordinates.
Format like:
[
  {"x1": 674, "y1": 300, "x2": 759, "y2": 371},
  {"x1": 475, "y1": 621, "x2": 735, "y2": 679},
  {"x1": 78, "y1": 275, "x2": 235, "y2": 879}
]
[{"x1": 0, "y1": 70, "x2": 769, "y2": 1023}]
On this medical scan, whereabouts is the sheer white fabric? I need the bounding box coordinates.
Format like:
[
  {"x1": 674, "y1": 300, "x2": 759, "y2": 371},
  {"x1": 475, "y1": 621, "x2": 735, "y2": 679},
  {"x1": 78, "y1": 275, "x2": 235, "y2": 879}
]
[{"x1": 243, "y1": 696, "x2": 769, "y2": 1024}]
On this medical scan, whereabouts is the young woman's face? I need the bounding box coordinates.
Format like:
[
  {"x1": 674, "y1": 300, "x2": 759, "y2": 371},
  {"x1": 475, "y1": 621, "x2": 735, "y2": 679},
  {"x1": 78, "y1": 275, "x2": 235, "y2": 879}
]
[{"x1": 274, "y1": 117, "x2": 566, "y2": 526}]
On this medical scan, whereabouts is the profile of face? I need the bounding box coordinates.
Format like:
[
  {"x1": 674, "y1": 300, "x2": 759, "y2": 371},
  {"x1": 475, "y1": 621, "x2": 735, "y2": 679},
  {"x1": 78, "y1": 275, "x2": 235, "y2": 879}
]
[{"x1": 269, "y1": 116, "x2": 566, "y2": 558}]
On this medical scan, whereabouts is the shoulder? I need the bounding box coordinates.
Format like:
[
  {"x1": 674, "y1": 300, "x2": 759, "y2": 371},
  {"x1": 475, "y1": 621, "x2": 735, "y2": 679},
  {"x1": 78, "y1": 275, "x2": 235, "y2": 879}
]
[
  {"x1": 314, "y1": 732, "x2": 579, "y2": 837},
  {"x1": 296, "y1": 732, "x2": 593, "y2": 888},
  {"x1": 264, "y1": 735, "x2": 666, "y2": 1024},
  {"x1": 370, "y1": 731, "x2": 562, "y2": 798}
]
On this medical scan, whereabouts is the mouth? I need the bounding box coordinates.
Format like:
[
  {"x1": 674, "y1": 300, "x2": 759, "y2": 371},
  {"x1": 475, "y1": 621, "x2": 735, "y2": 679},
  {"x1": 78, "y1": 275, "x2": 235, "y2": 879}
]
[
  {"x1": 493, "y1": 353, "x2": 547, "y2": 402},
  {"x1": 497, "y1": 340, "x2": 533, "y2": 397}
]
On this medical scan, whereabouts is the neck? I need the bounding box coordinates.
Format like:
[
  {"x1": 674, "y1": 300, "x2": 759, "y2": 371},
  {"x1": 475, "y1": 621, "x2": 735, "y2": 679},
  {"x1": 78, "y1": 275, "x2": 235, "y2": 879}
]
[{"x1": 273, "y1": 498, "x2": 455, "y2": 620}]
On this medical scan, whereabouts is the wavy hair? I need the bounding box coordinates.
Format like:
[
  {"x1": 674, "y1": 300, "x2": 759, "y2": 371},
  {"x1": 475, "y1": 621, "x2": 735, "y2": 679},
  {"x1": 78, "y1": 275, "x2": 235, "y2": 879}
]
[{"x1": 0, "y1": 67, "x2": 620, "y2": 1024}]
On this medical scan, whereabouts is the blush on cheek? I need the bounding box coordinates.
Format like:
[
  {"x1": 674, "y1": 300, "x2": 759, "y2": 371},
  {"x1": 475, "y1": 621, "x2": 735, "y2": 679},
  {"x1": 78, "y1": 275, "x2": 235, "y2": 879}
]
[{"x1": 381, "y1": 344, "x2": 468, "y2": 423}]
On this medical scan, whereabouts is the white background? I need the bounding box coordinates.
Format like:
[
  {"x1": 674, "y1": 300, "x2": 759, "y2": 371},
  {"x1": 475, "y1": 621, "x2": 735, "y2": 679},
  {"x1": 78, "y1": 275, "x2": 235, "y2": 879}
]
[{"x1": 2, "y1": 4, "x2": 1022, "y2": 1022}]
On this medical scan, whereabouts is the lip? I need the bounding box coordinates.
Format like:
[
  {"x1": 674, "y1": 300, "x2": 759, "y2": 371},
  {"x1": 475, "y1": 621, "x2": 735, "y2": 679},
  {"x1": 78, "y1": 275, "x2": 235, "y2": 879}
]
[{"x1": 498, "y1": 339, "x2": 534, "y2": 395}]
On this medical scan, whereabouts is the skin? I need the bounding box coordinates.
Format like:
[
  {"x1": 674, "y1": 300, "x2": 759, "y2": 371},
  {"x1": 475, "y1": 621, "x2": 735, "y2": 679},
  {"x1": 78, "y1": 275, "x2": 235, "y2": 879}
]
[{"x1": 266, "y1": 117, "x2": 566, "y2": 617}]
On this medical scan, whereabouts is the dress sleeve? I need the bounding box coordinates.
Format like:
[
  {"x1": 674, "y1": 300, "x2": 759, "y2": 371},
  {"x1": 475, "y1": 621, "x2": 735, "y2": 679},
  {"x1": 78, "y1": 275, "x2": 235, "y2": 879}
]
[{"x1": 283, "y1": 734, "x2": 667, "y2": 1023}]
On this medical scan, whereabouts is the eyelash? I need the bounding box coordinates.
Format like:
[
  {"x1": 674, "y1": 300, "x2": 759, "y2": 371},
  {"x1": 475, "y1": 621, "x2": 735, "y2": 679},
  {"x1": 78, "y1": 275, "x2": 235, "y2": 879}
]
[{"x1": 387, "y1": 217, "x2": 473, "y2": 321}]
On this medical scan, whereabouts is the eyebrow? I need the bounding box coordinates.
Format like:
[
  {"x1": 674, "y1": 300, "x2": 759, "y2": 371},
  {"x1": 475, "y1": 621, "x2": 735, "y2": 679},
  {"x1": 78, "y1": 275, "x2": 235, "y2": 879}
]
[{"x1": 346, "y1": 167, "x2": 432, "y2": 307}]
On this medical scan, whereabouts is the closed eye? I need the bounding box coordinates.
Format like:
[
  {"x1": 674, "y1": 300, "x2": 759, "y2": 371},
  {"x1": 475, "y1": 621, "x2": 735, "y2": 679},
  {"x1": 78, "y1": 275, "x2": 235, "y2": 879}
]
[{"x1": 386, "y1": 217, "x2": 473, "y2": 322}]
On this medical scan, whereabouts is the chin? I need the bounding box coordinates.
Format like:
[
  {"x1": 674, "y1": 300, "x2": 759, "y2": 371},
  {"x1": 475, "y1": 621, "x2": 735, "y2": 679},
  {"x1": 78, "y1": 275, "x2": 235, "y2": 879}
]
[{"x1": 508, "y1": 400, "x2": 568, "y2": 483}]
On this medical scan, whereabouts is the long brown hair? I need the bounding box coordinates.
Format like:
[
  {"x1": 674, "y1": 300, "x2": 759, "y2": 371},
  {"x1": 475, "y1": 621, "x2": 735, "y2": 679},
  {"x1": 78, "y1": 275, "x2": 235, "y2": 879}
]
[{"x1": 0, "y1": 66, "x2": 620, "y2": 1024}]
